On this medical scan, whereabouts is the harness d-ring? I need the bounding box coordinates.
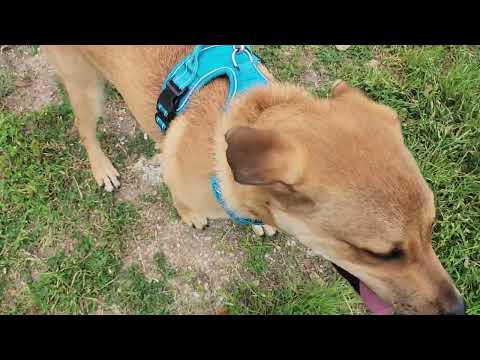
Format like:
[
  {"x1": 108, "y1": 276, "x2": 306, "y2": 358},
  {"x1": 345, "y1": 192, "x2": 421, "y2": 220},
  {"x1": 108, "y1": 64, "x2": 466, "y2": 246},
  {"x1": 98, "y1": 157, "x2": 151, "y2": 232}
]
[{"x1": 232, "y1": 45, "x2": 253, "y2": 69}]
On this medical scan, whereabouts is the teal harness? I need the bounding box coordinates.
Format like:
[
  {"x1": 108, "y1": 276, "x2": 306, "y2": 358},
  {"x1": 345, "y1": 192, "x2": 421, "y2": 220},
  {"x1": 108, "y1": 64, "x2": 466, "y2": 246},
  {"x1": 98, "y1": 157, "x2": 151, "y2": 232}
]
[{"x1": 155, "y1": 45, "x2": 268, "y2": 226}]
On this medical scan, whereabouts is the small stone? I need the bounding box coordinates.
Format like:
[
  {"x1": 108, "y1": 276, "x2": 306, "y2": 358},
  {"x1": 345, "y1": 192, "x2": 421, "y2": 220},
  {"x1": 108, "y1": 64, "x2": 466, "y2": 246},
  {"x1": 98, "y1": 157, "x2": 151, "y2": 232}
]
[{"x1": 336, "y1": 45, "x2": 352, "y2": 51}]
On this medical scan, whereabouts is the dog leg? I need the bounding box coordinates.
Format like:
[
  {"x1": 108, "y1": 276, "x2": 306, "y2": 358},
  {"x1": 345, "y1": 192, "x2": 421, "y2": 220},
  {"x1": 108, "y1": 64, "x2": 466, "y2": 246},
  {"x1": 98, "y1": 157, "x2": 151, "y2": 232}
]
[
  {"x1": 252, "y1": 224, "x2": 277, "y2": 237},
  {"x1": 44, "y1": 46, "x2": 120, "y2": 192}
]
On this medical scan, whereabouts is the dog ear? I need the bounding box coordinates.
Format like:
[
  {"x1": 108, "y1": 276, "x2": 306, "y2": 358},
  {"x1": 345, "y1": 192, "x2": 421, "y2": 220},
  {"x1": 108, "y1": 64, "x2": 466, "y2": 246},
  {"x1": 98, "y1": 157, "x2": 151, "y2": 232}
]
[
  {"x1": 330, "y1": 80, "x2": 356, "y2": 98},
  {"x1": 331, "y1": 80, "x2": 401, "y2": 127},
  {"x1": 225, "y1": 126, "x2": 304, "y2": 186}
]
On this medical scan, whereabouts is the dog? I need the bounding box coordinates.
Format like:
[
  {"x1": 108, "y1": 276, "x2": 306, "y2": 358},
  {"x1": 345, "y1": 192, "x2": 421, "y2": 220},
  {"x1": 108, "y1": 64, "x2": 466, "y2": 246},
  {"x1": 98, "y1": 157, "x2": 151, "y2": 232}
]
[{"x1": 43, "y1": 45, "x2": 465, "y2": 314}]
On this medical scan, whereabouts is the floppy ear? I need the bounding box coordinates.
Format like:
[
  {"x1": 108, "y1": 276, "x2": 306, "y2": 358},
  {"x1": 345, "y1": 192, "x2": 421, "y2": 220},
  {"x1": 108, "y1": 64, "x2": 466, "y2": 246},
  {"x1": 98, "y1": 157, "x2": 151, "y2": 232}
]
[{"x1": 225, "y1": 126, "x2": 304, "y2": 186}]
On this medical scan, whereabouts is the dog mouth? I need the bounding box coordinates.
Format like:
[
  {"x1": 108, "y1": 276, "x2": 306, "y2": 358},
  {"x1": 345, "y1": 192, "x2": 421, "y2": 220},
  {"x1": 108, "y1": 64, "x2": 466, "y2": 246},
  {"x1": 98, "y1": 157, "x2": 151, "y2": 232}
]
[{"x1": 332, "y1": 264, "x2": 394, "y2": 315}]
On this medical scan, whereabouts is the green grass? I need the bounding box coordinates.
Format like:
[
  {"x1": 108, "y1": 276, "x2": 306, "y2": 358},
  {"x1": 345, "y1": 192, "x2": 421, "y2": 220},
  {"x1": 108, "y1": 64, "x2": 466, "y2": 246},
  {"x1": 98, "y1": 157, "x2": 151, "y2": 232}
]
[
  {"x1": 227, "y1": 230, "x2": 364, "y2": 315},
  {"x1": 30, "y1": 46, "x2": 40, "y2": 56},
  {"x1": 126, "y1": 131, "x2": 157, "y2": 159},
  {"x1": 239, "y1": 234, "x2": 274, "y2": 275},
  {"x1": 157, "y1": 183, "x2": 180, "y2": 222},
  {"x1": 1, "y1": 45, "x2": 479, "y2": 314},
  {"x1": 0, "y1": 101, "x2": 172, "y2": 314},
  {"x1": 225, "y1": 278, "x2": 362, "y2": 315},
  {"x1": 110, "y1": 252, "x2": 174, "y2": 315},
  {"x1": 0, "y1": 67, "x2": 15, "y2": 99},
  {"x1": 30, "y1": 246, "x2": 122, "y2": 314}
]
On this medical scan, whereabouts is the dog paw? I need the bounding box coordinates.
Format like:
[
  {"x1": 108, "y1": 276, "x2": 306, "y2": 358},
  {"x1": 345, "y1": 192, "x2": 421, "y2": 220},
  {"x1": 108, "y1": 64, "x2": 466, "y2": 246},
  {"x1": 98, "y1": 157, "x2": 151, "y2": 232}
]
[
  {"x1": 252, "y1": 224, "x2": 277, "y2": 237},
  {"x1": 181, "y1": 212, "x2": 209, "y2": 230},
  {"x1": 91, "y1": 153, "x2": 120, "y2": 192}
]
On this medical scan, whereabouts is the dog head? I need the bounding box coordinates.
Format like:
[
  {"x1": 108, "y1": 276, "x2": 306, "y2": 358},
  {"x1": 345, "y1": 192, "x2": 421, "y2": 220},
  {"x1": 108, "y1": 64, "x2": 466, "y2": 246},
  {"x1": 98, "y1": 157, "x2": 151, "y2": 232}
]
[{"x1": 224, "y1": 81, "x2": 464, "y2": 315}]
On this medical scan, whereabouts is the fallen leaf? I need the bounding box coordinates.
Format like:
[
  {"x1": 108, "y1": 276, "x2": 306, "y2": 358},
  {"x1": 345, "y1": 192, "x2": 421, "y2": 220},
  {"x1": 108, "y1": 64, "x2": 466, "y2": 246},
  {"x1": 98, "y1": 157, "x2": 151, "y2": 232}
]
[{"x1": 215, "y1": 308, "x2": 229, "y2": 315}]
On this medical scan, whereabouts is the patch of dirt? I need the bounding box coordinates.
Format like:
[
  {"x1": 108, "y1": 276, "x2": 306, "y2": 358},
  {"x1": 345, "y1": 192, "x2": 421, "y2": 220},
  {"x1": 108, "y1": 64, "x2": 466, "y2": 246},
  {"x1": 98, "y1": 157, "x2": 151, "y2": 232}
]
[
  {"x1": 1, "y1": 266, "x2": 38, "y2": 314},
  {"x1": 299, "y1": 47, "x2": 330, "y2": 91},
  {"x1": 33, "y1": 232, "x2": 76, "y2": 260},
  {"x1": 124, "y1": 211, "x2": 247, "y2": 314},
  {"x1": 102, "y1": 97, "x2": 138, "y2": 139},
  {"x1": 116, "y1": 154, "x2": 335, "y2": 314},
  {"x1": 115, "y1": 155, "x2": 164, "y2": 202},
  {"x1": 0, "y1": 45, "x2": 60, "y2": 113},
  {"x1": 118, "y1": 155, "x2": 247, "y2": 314}
]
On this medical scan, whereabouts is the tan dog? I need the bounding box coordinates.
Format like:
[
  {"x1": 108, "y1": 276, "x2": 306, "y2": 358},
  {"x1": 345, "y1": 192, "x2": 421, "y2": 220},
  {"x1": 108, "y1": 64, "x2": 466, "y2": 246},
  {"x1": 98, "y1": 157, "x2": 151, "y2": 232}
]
[{"x1": 44, "y1": 45, "x2": 464, "y2": 314}]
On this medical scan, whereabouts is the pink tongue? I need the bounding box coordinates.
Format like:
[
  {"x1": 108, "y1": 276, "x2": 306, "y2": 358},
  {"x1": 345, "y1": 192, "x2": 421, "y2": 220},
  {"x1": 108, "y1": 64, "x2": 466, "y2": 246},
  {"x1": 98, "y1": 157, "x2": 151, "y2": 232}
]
[{"x1": 359, "y1": 281, "x2": 394, "y2": 315}]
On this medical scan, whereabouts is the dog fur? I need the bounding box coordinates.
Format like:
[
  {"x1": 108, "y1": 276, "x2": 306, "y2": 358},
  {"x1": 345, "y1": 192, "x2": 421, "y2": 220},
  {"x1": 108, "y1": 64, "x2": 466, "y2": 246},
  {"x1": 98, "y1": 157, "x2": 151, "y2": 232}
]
[{"x1": 43, "y1": 45, "x2": 464, "y2": 314}]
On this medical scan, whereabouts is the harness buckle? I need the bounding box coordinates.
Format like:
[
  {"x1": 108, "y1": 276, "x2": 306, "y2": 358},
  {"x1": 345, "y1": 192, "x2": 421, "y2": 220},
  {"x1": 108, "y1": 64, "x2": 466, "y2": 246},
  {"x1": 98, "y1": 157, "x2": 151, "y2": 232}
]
[{"x1": 155, "y1": 80, "x2": 187, "y2": 132}]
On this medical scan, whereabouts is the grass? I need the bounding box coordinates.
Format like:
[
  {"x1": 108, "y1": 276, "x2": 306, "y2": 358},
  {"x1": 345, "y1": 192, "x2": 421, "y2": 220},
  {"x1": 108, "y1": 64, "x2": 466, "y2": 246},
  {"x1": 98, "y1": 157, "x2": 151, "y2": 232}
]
[
  {"x1": 111, "y1": 252, "x2": 174, "y2": 315},
  {"x1": 0, "y1": 101, "x2": 172, "y2": 314},
  {"x1": 239, "y1": 234, "x2": 274, "y2": 275},
  {"x1": 0, "y1": 67, "x2": 15, "y2": 99},
  {"x1": 126, "y1": 131, "x2": 157, "y2": 159},
  {"x1": 227, "y1": 231, "x2": 365, "y2": 315},
  {"x1": 225, "y1": 279, "x2": 361, "y2": 315},
  {"x1": 1, "y1": 45, "x2": 479, "y2": 314},
  {"x1": 30, "y1": 46, "x2": 40, "y2": 56},
  {"x1": 157, "y1": 183, "x2": 180, "y2": 222}
]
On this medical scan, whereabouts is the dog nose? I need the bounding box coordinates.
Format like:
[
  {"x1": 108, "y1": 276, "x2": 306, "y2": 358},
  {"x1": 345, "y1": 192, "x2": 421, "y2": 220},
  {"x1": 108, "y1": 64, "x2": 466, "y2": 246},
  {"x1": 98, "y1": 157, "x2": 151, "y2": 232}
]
[{"x1": 444, "y1": 298, "x2": 465, "y2": 315}]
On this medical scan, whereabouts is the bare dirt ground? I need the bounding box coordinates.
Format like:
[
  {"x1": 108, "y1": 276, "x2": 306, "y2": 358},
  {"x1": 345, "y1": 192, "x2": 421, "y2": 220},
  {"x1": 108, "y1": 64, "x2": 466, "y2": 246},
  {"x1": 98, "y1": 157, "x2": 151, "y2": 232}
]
[
  {"x1": 1, "y1": 45, "x2": 60, "y2": 113},
  {"x1": 1, "y1": 45, "x2": 335, "y2": 314}
]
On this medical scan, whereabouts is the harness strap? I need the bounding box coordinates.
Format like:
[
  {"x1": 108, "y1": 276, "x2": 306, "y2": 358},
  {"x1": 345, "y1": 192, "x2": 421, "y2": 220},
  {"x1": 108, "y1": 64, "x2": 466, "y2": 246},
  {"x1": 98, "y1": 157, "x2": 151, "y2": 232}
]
[{"x1": 155, "y1": 45, "x2": 268, "y2": 132}]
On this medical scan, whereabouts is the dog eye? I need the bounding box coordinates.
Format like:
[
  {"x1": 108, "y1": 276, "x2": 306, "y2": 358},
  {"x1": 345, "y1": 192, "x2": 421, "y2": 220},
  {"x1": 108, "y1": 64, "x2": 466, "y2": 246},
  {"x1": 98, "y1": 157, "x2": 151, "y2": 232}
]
[{"x1": 364, "y1": 248, "x2": 404, "y2": 261}]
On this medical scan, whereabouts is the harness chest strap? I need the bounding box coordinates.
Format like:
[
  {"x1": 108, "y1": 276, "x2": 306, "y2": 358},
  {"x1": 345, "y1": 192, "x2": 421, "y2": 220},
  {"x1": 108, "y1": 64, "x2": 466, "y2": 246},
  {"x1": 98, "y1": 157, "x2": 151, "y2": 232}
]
[{"x1": 155, "y1": 45, "x2": 269, "y2": 225}]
